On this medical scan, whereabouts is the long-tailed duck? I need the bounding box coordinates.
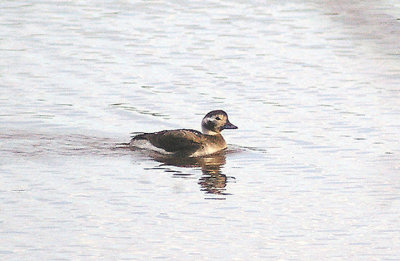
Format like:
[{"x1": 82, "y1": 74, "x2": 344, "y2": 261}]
[{"x1": 130, "y1": 110, "x2": 237, "y2": 157}]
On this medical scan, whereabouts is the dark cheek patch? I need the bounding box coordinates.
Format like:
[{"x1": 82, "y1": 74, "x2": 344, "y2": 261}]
[{"x1": 205, "y1": 120, "x2": 216, "y2": 131}]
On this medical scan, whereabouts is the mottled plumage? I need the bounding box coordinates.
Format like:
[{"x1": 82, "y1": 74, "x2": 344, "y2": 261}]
[{"x1": 130, "y1": 110, "x2": 237, "y2": 157}]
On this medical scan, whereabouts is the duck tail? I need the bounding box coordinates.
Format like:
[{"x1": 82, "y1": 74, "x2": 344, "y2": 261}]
[
  {"x1": 131, "y1": 133, "x2": 147, "y2": 140},
  {"x1": 117, "y1": 142, "x2": 130, "y2": 146}
]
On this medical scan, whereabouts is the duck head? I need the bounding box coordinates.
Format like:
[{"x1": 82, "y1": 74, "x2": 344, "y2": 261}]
[{"x1": 201, "y1": 110, "x2": 238, "y2": 135}]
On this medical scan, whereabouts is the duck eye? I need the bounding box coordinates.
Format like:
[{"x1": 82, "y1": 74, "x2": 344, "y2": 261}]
[{"x1": 215, "y1": 116, "x2": 221, "y2": 120}]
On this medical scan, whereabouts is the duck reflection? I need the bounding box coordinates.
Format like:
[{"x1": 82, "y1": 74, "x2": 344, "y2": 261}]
[{"x1": 149, "y1": 151, "x2": 232, "y2": 196}]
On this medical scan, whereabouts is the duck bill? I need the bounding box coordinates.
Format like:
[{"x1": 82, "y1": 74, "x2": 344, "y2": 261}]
[{"x1": 222, "y1": 121, "x2": 238, "y2": 130}]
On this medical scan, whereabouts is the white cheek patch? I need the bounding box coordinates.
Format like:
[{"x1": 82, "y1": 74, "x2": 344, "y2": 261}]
[{"x1": 202, "y1": 117, "x2": 212, "y2": 124}]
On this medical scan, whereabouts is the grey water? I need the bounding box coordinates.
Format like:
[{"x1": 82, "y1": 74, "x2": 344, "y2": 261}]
[{"x1": 1, "y1": 0, "x2": 400, "y2": 260}]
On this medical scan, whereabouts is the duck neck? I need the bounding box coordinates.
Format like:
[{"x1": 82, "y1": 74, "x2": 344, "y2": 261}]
[{"x1": 202, "y1": 127, "x2": 220, "y2": 136}]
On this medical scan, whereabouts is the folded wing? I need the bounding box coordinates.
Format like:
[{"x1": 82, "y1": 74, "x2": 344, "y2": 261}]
[{"x1": 135, "y1": 129, "x2": 203, "y2": 153}]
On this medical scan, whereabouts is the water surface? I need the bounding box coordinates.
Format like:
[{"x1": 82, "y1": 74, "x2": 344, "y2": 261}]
[{"x1": 1, "y1": 0, "x2": 400, "y2": 260}]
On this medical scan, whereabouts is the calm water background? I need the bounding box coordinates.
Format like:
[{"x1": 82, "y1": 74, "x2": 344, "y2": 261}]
[{"x1": 1, "y1": 0, "x2": 400, "y2": 260}]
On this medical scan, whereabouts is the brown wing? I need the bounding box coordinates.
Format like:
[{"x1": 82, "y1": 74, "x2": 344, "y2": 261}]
[{"x1": 145, "y1": 129, "x2": 203, "y2": 153}]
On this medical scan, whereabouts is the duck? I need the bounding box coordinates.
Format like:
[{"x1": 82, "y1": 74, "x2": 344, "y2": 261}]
[{"x1": 130, "y1": 110, "x2": 238, "y2": 157}]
